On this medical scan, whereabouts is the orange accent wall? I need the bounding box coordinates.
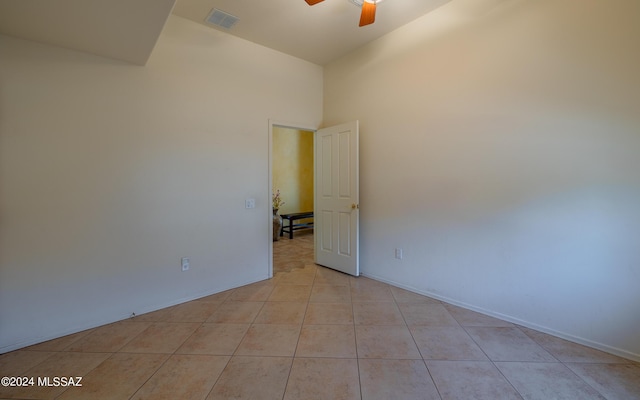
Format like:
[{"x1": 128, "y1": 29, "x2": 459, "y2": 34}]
[{"x1": 273, "y1": 127, "x2": 314, "y2": 216}]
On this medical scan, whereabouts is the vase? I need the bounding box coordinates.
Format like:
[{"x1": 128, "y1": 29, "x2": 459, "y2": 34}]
[{"x1": 272, "y1": 208, "x2": 282, "y2": 241}]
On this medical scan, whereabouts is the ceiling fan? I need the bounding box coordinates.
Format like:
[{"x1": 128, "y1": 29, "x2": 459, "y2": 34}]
[{"x1": 305, "y1": 0, "x2": 381, "y2": 27}]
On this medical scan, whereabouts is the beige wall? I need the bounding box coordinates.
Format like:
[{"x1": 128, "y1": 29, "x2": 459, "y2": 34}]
[
  {"x1": 0, "y1": 15, "x2": 322, "y2": 352},
  {"x1": 272, "y1": 127, "x2": 314, "y2": 215},
  {"x1": 324, "y1": 0, "x2": 640, "y2": 360}
]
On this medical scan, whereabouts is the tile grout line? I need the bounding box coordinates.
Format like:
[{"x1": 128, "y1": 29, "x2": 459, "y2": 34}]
[
  {"x1": 125, "y1": 298, "x2": 231, "y2": 400},
  {"x1": 391, "y1": 290, "x2": 434, "y2": 399},
  {"x1": 170, "y1": 288, "x2": 238, "y2": 400},
  {"x1": 346, "y1": 276, "x2": 364, "y2": 400},
  {"x1": 398, "y1": 292, "x2": 445, "y2": 400},
  {"x1": 456, "y1": 321, "x2": 530, "y2": 399},
  {"x1": 280, "y1": 262, "x2": 318, "y2": 400},
  {"x1": 515, "y1": 325, "x2": 614, "y2": 400}
]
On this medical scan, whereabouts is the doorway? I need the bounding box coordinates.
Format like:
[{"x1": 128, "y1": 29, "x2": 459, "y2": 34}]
[
  {"x1": 268, "y1": 120, "x2": 360, "y2": 278},
  {"x1": 268, "y1": 121, "x2": 317, "y2": 278}
]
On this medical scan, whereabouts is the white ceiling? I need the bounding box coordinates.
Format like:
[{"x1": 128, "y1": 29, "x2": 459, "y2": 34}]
[
  {"x1": 0, "y1": 0, "x2": 515, "y2": 67},
  {"x1": 0, "y1": 0, "x2": 176, "y2": 65},
  {"x1": 0, "y1": 0, "x2": 454, "y2": 66},
  {"x1": 172, "y1": 0, "x2": 452, "y2": 65}
]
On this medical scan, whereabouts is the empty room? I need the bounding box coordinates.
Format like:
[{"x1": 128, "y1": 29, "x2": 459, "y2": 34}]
[{"x1": 1, "y1": 0, "x2": 639, "y2": 399}]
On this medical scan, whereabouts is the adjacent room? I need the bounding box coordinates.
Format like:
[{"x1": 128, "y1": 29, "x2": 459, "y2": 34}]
[{"x1": 1, "y1": 0, "x2": 639, "y2": 398}]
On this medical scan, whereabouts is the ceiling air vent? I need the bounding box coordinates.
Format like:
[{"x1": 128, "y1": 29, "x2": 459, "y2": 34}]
[{"x1": 205, "y1": 8, "x2": 239, "y2": 29}]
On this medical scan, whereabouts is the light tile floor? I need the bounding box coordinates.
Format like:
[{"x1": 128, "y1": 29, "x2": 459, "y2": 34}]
[{"x1": 1, "y1": 231, "x2": 639, "y2": 399}]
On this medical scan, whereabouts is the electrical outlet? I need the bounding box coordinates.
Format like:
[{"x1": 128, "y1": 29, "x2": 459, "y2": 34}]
[
  {"x1": 395, "y1": 248, "x2": 403, "y2": 260},
  {"x1": 181, "y1": 257, "x2": 190, "y2": 271},
  {"x1": 245, "y1": 198, "x2": 256, "y2": 209}
]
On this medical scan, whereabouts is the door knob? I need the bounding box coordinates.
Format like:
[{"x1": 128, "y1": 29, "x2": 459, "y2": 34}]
[{"x1": 351, "y1": 203, "x2": 359, "y2": 210}]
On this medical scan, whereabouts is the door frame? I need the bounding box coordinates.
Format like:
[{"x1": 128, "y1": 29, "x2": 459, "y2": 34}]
[{"x1": 268, "y1": 119, "x2": 319, "y2": 278}]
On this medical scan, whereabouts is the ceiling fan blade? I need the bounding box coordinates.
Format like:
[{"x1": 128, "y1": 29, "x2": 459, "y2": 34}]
[
  {"x1": 359, "y1": 1, "x2": 376, "y2": 27},
  {"x1": 305, "y1": 0, "x2": 324, "y2": 5}
]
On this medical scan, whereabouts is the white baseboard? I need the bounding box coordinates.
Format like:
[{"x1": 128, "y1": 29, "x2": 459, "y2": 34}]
[
  {"x1": 362, "y1": 272, "x2": 640, "y2": 363},
  {"x1": 1, "y1": 275, "x2": 269, "y2": 354}
]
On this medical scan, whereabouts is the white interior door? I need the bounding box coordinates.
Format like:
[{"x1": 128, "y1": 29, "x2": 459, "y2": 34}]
[{"x1": 315, "y1": 121, "x2": 359, "y2": 276}]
